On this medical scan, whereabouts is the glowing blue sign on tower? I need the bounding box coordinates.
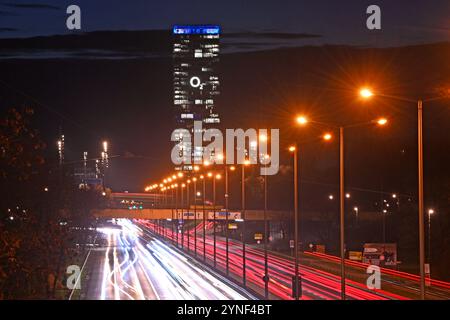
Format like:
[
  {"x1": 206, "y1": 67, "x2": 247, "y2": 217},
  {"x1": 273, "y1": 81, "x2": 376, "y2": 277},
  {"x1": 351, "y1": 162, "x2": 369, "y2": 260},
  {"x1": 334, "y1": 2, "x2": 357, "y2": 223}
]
[{"x1": 173, "y1": 25, "x2": 221, "y2": 35}]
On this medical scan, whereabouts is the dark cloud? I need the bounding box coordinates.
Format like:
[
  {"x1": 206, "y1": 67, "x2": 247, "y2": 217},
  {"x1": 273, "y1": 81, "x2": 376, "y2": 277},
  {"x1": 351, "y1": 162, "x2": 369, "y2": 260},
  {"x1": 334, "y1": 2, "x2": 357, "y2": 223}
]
[
  {"x1": 227, "y1": 32, "x2": 322, "y2": 40},
  {"x1": 0, "y1": 9, "x2": 18, "y2": 16},
  {"x1": 0, "y1": 30, "x2": 324, "y2": 58},
  {"x1": 222, "y1": 31, "x2": 323, "y2": 53},
  {"x1": 1, "y1": 2, "x2": 60, "y2": 10},
  {"x1": 0, "y1": 27, "x2": 18, "y2": 32}
]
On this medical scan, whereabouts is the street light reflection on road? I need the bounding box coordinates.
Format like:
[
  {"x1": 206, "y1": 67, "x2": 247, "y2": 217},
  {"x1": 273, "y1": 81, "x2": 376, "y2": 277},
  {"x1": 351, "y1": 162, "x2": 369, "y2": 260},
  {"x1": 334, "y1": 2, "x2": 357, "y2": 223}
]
[{"x1": 96, "y1": 219, "x2": 250, "y2": 300}]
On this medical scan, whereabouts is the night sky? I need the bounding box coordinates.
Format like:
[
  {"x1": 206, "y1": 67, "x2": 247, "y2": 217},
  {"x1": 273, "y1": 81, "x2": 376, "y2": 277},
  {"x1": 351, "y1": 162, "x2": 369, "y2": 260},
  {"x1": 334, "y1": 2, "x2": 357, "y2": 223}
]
[
  {"x1": 0, "y1": 0, "x2": 449, "y2": 46},
  {"x1": 0, "y1": 1, "x2": 449, "y2": 197}
]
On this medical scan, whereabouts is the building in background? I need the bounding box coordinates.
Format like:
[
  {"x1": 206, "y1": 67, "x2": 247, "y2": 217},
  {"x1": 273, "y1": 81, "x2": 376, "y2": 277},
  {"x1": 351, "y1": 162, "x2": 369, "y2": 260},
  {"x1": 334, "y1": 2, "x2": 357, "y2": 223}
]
[{"x1": 172, "y1": 25, "x2": 221, "y2": 171}]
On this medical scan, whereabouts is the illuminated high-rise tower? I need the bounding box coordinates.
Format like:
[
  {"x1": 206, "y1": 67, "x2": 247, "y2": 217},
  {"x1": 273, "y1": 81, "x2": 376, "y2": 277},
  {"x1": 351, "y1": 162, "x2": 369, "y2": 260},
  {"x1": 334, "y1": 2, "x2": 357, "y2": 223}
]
[{"x1": 172, "y1": 25, "x2": 221, "y2": 170}]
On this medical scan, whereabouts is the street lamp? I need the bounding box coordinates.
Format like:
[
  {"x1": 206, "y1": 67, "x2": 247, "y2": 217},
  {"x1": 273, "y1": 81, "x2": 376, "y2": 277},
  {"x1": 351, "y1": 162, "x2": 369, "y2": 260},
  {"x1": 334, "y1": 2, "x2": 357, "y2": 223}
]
[
  {"x1": 295, "y1": 112, "x2": 387, "y2": 300},
  {"x1": 225, "y1": 165, "x2": 235, "y2": 276},
  {"x1": 209, "y1": 172, "x2": 220, "y2": 267},
  {"x1": 215, "y1": 153, "x2": 234, "y2": 275},
  {"x1": 193, "y1": 177, "x2": 198, "y2": 256},
  {"x1": 359, "y1": 87, "x2": 448, "y2": 299},
  {"x1": 181, "y1": 183, "x2": 186, "y2": 249},
  {"x1": 186, "y1": 179, "x2": 191, "y2": 252},
  {"x1": 289, "y1": 145, "x2": 300, "y2": 300},
  {"x1": 377, "y1": 118, "x2": 388, "y2": 126},
  {"x1": 173, "y1": 184, "x2": 179, "y2": 246},
  {"x1": 241, "y1": 159, "x2": 250, "y2": 287},
  {"x1": 262, "y1": 155, "x2": 270, "y2": 299},
  {"x1": 200, "y1": 174, "x2": 206, "y2": 262},
  {"x1": 296, "y1": 115, "x2": 308, "y2": 125},
  {"x1": 359, "y1": 88, "x2": 374, "y2": 99},
  {"x1": 214, "y1": 174, "x2": 222, "y2": 267},
  {"x1": 428, "y1": 208, "x2": 435, "y2": 274}
]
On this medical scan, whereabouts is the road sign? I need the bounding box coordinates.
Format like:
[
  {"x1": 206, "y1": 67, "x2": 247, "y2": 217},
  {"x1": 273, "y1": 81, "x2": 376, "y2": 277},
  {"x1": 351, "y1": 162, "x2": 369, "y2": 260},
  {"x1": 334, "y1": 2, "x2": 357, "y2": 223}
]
[
  {"x1": 254, "y1": 233, "x2": 263, "y2": 240},
  {"x1": 363, "y1": 243, "x2": 397, "y2": 266},
  {"x1": 228, "y1": 223, "x2": 237, "y2": 230},
  {"x1": 349, "y1": 251, "x2": 363, "y2": 261},
  {"x1": 289, "y1": 240, "x2": 294, "y2": 248}
]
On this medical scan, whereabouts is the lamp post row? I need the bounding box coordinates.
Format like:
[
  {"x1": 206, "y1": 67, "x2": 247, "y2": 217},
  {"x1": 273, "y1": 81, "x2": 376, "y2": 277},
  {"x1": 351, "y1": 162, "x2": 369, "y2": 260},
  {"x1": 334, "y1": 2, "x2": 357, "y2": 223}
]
[{"x1": 146, "y1": 88, "x2": 444, "y2": 300}]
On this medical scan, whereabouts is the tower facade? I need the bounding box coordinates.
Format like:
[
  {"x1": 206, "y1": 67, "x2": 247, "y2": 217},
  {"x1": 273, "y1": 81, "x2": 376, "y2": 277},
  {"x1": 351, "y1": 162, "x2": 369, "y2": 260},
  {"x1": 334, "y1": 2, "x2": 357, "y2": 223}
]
[{"x1": 172, "y1": 25, "x2": 221, "y2": 170}]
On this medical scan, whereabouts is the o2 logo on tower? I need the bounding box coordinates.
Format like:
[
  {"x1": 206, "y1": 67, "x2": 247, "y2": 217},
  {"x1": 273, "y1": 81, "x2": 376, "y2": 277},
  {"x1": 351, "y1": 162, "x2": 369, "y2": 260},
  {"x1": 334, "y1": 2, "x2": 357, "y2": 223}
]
[
  {"x1": 66, "y1": 5, "x2": 81, "y2": 30},
  {"x1": 189, "y1": 76, "x2": 204, "y2": 90}
]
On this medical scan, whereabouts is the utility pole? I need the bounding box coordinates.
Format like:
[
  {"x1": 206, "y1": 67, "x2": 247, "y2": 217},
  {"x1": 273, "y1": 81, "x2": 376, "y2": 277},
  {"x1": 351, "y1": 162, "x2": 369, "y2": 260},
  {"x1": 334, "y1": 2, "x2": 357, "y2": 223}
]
[
  {"x1": 418, "y1": 100, "x2": 426, "y2": 300},
  {"x1": 339, "y1": 127, "x2": 346, "y2": 300}
]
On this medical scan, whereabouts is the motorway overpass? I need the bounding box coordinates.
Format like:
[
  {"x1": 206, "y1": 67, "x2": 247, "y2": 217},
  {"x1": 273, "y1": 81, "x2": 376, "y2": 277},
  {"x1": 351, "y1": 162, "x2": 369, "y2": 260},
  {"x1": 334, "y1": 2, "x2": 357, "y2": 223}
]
[{"x1": 92, "y1": 208, "x2": 291, "y2": 221}]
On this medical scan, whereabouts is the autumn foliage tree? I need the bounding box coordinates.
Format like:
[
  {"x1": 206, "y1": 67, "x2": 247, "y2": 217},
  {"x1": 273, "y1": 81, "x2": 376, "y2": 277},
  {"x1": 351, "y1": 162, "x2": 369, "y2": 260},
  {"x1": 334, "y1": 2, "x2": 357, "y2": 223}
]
[{"x1": 0, "y1": 107, "x2": 69, "y2": 299}]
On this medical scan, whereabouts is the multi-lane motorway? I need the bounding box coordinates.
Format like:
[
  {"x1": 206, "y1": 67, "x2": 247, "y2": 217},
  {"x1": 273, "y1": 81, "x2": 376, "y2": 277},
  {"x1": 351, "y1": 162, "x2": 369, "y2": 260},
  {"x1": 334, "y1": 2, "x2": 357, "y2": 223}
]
[
  {"x1": 138, "y1": 219, "x2": 450, "y2": 300},
  {"x1": 76, "y1": 219, "x2": 450, "y2": 300},
  {"x1": 77, "y1": 219, "x2": 254, "y2": 300},
  {"x1": 138, "y1": 220, "x2": 405, "y2": 300}
]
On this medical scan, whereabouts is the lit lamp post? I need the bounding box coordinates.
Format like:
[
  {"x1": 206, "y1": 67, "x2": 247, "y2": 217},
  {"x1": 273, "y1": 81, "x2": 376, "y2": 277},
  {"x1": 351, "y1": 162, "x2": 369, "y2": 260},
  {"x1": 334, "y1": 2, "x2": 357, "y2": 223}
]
[
  {"x1": 359, "y1": 87, "x2": 445, "y2": 299},
  {"x1": 257, "y1": 133, "x2": 271, "y2": 298},
  {"x1": 354, "y1": 206, "x2": 359, "y2": 227},
  {"x1": 174, "y1": 180, "x2": 179, "y2": 247},
  {"x1": 339, "y1": 122, "x2": 385, "y2": 300},
  {"x1": 295, "y1": 112, "x2": 387, "y2": 300},
  {"x1": 176, "y1": 173, "x2": 183, "y2": 247},
  {"x1": 173, "y1": 182, "x2": 178, "y2": 245},
  {"x1": 162, "y1": 186, "x2": 167, "y2": 238},
  {"x1": 263, "y1": 160, "x2": 269, "y2": 299},
  {"x1": 224, "y1": 165, "x2": 235, "y2": 276},
  {"x1": 206, "y1": 171, "x2": 215, "y2": 266},
  {"x1": 181, "y1": 182, "x2": 186, "y2": 249},
  {"x1": 382, "y1": 207, "x2": 388, "y2": 243},
  {"x1": 187, "y1": 179, "x2": 191, "y2": 252},
  {"x1": 193, "y1": 175, "x2": 198, "y2": 256},
  {"x1": 169, "y1": 183, "x2": 175, "y2": 244},
  {"x1": 193, "y1": 165, "x2": 200, "y2": 255},
  {"x1": 241, "y1": 159, "x2": 250, "y2": 287},
  {"x1": 218, "y1": 153, "x2": 235, "y2": 276},
  {"x1": 288, "y1": 145, "x2": 300, "y2": 300},
  {"x1": 427, "y1": 208, "x2": 435, "y2": 277},
  {"x1": 339, "y1": 125, "x2": 345, "y2": 300},
  {"x1": 289, "y1": 115, "x2": 310, "y2": 300},
  {"x1": 213, "y1": 173, "x2": 222, "y2": 267},
  {"x1": 201, "y1": 174, "x2": 206, "y2": 261}
]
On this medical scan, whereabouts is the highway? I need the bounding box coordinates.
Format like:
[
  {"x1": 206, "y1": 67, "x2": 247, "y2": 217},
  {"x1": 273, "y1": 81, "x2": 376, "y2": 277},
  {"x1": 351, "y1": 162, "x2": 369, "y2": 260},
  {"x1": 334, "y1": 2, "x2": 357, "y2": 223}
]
[
  {"x1": 78, "y1": 219, "x2": 253, "y2": 300},
  {"x1": 78, "y1": 219, "x2": 450, "y2": 300},
  {"x1": 139, "y1": 220, "x2": 415, "y2": 300}
]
